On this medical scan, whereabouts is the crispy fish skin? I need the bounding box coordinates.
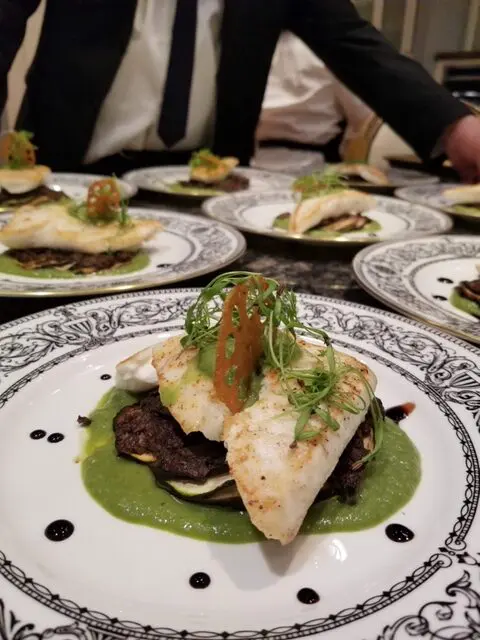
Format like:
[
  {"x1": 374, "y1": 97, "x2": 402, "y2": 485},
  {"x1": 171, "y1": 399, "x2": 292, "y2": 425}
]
[
  {"x1": 0, "y1": 202, "x2": 162, "y2": 254},
  {"x1": 224, "y1": 342, "x2": 377, "y2": 544},
  {"x1": 288, "y1": 190, "x2": 376, "y2": 234},
  {"x1": 152, "y1": 336, "x2": 231, "y2": 442}
]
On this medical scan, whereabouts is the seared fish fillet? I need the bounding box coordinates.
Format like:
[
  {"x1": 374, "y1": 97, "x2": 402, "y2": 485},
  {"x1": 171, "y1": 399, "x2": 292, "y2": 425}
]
[
  {"x1": 191, "y1": 157, "x2": 238, "y2": 184},
  {"x1": 331, "y1": 163, "x2": 390, "y2": 186},
  {"x1": 224, "y1": 341, "x2": 376, "y2": 544},
  {"x1": 0, "y1": 165, "x2": 51, "y2": 194},
  {"x1": 288, "y1": 190, "x2": 375, "y2": 234},
  {"x1": 443, "y1": 183, "x2": 480, "y2": 204},
  {"x1": 0, "y1": 202, "x2": 162, "y2": 254},
  {"x1": 152, "y1": 336, "x2": 230, "y2": 441}
]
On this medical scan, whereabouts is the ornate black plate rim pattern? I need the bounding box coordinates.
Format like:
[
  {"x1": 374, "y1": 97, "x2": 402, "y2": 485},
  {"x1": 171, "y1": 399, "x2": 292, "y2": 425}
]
[{"x1": 0, "y1": 292, "x2": 479, "y2": 638}]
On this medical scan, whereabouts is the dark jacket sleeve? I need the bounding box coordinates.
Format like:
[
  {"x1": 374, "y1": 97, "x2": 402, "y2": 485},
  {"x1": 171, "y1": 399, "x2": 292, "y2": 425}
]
[
  {"x1": 288, "y1": 0, "x2": 470, "y2": 160},
  {"x1": 0, "y1": 0, "x2": 41, "y2": 116}
]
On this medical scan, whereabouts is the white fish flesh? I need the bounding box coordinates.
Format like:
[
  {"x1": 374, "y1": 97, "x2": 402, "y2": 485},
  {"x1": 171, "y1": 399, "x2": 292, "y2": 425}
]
[
  {"x1": 224, "y1": 341, "x2": 376, "y2": 544},
  {"x1": 288, "y1": 190, "x2": 376, "y2": 234},
  {"x1": 152, "y1": 336, "x2": 230, "y2": 442},
  {"x1": 0, "y1": 202, "x2": 162, "y2": 253},
  {"x1": 0, "y1": 165, "x2": 51, "y2": 194}
]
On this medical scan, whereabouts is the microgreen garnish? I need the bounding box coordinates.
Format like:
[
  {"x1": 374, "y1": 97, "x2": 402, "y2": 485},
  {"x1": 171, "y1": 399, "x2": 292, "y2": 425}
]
[
  {"x1": 68, "y1": 176, "x2": 131, "y2": 226},
  {"x1": 1, "y1": 130, "x2": 37, "y2": 169},
  {"x1": 182, "y1": 271, "x2": 385, "y2": 458},
  {"x1": 189, "y1": 149, "x2": 218, "y2": 169},
  {"x1": 292, "y1": 170, "x2": 347, "y2": 200}
]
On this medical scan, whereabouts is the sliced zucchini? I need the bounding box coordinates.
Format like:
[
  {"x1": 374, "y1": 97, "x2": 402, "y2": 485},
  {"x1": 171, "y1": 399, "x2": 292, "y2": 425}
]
[{"x1": 157, "y1": 473, "x2": 242, "y2": 507}]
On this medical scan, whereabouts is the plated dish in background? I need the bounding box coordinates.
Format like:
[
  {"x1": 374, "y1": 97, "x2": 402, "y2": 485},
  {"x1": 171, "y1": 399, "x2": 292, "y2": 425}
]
[
  {"x1": 353, "y1": 234, "x2": 480, "y2": 344},
  {"x1": 202, "y1": 188, "x2": 452, "y2": 246},
  {"x1": 0, "y1": 130, "x2": 59, "y2": 210},
  {"x1": 122, "y1": 153, "x2": 294, "y2": 199},
  {"x1": 0, "y1": 286, "x2": 478, "y2": 637},
  {"x1": 395, "y1": 182, "x2": 480, "y2": 223},
  {"x1": 325, "y1": 163, "x2": 439, "y2": 193},
  {"x1": 0, "y1": 178, "x2": 161, "y2": 279},
  {"x1": 0, "y1": 131, "x2": 137, "y2": 211},
  {"x1": 45, "y1": 172, "x2": 137, "y2": 203},
  {"x1": 168, "y1": 149, "x2": 250, "y2": 196},
  {"x1": 0, "y1": 182, "x2": 245, "y2": 296}
]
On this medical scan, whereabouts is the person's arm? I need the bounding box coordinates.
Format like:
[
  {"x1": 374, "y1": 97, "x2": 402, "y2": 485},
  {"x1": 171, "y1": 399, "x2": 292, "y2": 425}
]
[
  {"x1": 0, "y1": 0, "x2": 41, "y2": 118},
  {"x1": 332, "y1": 74, "x2": 374, "y2": 155},
  {"x1": 288, "y1": 0, "x2": 470, "y2": 161}
]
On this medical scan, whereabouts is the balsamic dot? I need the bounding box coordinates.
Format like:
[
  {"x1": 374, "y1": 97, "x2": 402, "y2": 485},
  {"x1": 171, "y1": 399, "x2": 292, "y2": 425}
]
[
  {"x1": 385, "y1": 402, "x2": 416, "y2": 423},
  {"x1": 47, "y1": 433, "x2": 65, "y2": 444},
  {"x1": 437, "y1": 277, "x2": 453, "y2": 284},
  {"x1": 45, "y1": 520, "x2": 75, "y2": 542},
  {"x1": 297, "y1": 588, "x2": 320, "y2": 604},
  {"x1": 433, "y1": 295, "x2": 447, "y2": 301},
  {"x1": 385, "y1": 523, "x2": 414, "y2": 543},
  {"x1": 189, "y1": 572, "x2": 211, "y2": 589},
  {"x1": 156, "y1": 263, "x2": 171, "y2": 269},
  {"x1": 100, "y1": 374, "x2": 112, "y2": 381},
  {"x1": 30, "y1": 429, "x2": 46, "y2": 440}
]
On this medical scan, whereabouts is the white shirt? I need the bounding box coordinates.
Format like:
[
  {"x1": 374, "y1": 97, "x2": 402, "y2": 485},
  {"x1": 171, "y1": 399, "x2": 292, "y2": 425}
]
[
  {"x1": 257, "y1": 32, "x2": 373, "y2": 151},
  {"x1": 85, "y1": 0, "x2": 223, "y2": 164}
]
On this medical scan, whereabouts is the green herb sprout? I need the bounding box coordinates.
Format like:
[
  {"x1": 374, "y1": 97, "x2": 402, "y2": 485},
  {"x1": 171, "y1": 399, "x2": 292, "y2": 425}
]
[
  {"x1": 292, "y1": 169, "x2": 347, "y2": 200},
  {"x1": 182, "y1": 271, "x2": 384, "y2": 458}
]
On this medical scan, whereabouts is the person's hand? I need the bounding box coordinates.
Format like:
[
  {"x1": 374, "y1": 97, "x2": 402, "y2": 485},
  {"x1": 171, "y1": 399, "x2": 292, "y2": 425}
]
[{"x1": 444, "y1": 114, "x2": 480, "y2": 183}]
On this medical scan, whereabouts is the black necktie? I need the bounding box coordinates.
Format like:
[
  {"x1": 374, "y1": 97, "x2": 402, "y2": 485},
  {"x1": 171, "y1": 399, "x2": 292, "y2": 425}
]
[{"x1": 158, "y1": 0, "x2": 198, "y2": 148}]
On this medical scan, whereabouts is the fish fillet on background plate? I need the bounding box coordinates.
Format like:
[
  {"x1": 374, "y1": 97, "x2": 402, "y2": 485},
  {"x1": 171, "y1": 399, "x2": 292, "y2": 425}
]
[
  {"x1": 0, "y1": 165, "x2": 51, "y2": 194},
  {"x1": 331, "y1": 163, "x2": 390, "y2": 186},
  {"x1": 288, "y1": 190, "x2": 376, "y2": 234},
  {"x1": 224, "y1": 341, "x2": 376, "y2": 544},
  {"x1": 0, "y1": 202, "x2": 162, "y2": 254},
  {"x1": 443, "y1": 183, "x2": 480, "y2": 204}
]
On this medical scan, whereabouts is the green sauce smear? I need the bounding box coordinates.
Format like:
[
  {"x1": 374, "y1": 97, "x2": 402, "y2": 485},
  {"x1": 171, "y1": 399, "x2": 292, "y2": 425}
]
[
  {"x1": 81, "y1": 388, "x2": 421, "y2": 544},
  {"x1": 452, "y1": 205, "x2": 480, "y2": 217},
  {"x1": 450, "y1": 289, "x2": 480, "y2": 318},
  {"x1": 273, "y1": 214, "x2": 381, "y2": 238},
  {"x1": 0, "y1": 251, "x2": 149, "y2": 280},
  {"x1": 161, "y1": 347, "x2": 263, "y2": 409}
]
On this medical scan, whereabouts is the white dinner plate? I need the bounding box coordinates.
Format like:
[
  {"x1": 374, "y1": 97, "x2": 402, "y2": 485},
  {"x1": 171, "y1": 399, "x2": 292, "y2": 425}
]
[
  {"x1": 202, "y1": 190, "x2": 452, "y2": 245},
  {"x1": 353, "y1": 234, "x2": 480, "y2": 344},
  {"x1": 0, "y1": 209, "x2": 245, "y2": 297},
  {"x1": 374, "y1": 166, "x2": 439, "y2": 187},
  {"x1": 395, "y1": 183, "x2": 480, "y2": 223},
  {"x1": 334, "y1": 166, "x2": 439, "y2": 191},
  {"x1": 122, "y1": 166, "x2": 295, "y2": 198},
  {"x1": 46, "y1": 172, "x2": 138, "y2": 201},
  {"x1": 0, "y1": 290, "x2": 478, "y2": 639}
]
